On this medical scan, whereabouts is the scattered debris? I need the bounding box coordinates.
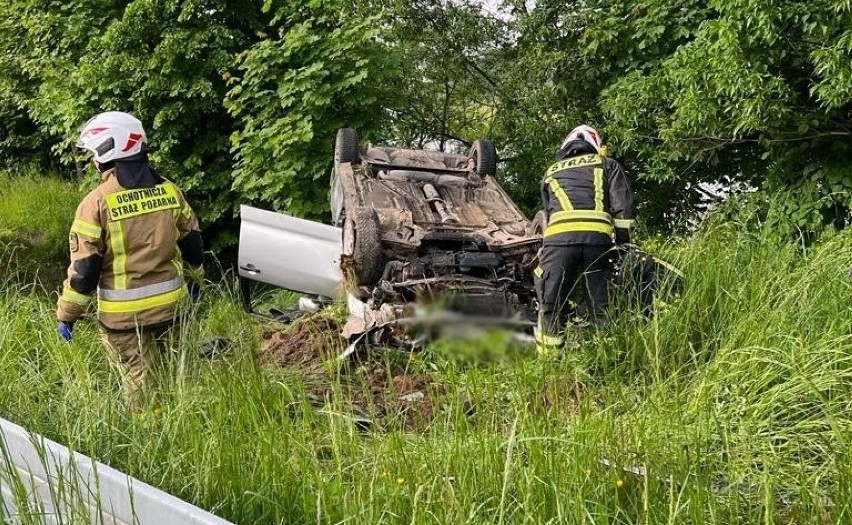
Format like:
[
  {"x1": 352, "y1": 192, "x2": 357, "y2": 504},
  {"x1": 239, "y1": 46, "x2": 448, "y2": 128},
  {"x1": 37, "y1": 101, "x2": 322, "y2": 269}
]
[
  {"x1": 198, "y1": 337, "x2": 230, "y2": 359},
  {"x1": 399, "y1": 391, "x2": 425, "y2": 403},
  {"x1": 258, "y1": 316, "x2": 440, "y2": 430}
]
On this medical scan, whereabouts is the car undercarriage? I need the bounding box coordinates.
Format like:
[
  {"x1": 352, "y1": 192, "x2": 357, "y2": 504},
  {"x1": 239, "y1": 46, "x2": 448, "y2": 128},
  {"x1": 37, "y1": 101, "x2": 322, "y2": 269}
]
[{"x1": 330, "y1": 130, "x2": 541, "y2": 345}]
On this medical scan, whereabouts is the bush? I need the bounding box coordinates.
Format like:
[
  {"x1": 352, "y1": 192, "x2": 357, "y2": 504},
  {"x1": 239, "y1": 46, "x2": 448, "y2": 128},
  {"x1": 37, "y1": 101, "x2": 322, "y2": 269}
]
[{"x1": 0, "y1": 174, "x2": 81, "y2": 287}]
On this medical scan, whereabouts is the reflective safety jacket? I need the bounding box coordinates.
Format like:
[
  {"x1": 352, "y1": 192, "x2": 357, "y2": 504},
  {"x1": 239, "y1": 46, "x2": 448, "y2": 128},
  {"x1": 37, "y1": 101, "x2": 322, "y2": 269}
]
[
  {"x1": 57, "y1": 169, "x2": 203, "y2": 330},
  {"x1": 540, "y1": 151, "x2": 635, "y2": 246}
]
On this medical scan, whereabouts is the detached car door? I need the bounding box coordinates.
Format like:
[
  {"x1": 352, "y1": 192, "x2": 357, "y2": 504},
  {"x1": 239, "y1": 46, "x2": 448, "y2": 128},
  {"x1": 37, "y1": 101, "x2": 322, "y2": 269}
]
[{"x1": 238, "y1": 205, "x2": 344, "y2": 299}]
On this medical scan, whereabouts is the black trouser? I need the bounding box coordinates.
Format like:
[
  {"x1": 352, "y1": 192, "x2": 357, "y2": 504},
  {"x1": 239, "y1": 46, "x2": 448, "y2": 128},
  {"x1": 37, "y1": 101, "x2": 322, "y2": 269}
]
[{"x1": 536, "y1": 243, "x2": 613, "y2": 336}]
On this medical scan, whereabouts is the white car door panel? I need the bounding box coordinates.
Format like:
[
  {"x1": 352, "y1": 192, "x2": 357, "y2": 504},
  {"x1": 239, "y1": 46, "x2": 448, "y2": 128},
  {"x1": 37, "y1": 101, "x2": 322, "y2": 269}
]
[{"x1": 238, "y1": 205, "x2": 344, "y2": 299}]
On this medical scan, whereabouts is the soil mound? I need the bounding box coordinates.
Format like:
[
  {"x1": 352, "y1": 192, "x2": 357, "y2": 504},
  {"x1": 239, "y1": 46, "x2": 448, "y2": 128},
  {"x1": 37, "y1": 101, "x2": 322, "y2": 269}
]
[
  {"x1": 259, "y1": 316, "x2": 342, "y2": 371},
  {"x1": 258, "y1": 316, "x2": 438, "y2": 430}
]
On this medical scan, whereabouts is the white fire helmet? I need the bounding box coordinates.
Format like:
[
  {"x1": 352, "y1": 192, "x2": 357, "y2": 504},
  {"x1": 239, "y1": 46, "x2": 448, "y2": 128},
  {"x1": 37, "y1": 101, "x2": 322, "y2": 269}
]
[
  {"x1": 76, "y1": 111, "x2": 147, "y2": 163},
  {"x1": 560, "y1": 125, "x2": 602, "y2": 154}
]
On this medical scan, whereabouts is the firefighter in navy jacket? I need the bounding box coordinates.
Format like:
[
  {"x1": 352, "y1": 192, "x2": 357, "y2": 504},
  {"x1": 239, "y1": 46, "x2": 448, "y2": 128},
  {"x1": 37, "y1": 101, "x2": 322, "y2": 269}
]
[{"x1": 534, "y1": 125, "x2": 635, "y2": 354}]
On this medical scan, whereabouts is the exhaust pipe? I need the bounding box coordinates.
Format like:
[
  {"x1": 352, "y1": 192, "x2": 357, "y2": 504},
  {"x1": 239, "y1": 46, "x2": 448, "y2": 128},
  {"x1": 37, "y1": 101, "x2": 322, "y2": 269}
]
[{"x1": 423, "y1": 183, "x2": 458, "y2": 223}]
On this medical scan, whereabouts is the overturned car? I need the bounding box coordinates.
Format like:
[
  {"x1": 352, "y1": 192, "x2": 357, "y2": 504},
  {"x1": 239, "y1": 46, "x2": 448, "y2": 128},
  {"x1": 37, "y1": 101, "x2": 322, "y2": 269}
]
[{"x1": 239, "y1": 129, "x2": 543, "y2": 346}]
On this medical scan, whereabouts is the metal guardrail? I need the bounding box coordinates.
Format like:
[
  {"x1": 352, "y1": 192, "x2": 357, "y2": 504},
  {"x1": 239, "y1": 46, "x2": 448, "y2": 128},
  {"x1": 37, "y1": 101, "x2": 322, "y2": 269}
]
[{"x1": 0, "y1": 417, "x2": 234, "y2": 525}]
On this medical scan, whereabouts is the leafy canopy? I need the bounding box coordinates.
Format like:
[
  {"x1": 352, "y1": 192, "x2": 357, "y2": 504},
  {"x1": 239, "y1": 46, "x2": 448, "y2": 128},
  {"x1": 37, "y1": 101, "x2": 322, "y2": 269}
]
[{"x1": 0, "y1": 0, "x2": 849, "y2": 241}]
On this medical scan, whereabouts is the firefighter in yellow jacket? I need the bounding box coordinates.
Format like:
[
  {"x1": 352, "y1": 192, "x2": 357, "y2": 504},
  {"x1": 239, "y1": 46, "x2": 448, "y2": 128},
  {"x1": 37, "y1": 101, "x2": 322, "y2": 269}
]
[{"x1": 56, "y1": 111, "x2": 204, "y2": 406}]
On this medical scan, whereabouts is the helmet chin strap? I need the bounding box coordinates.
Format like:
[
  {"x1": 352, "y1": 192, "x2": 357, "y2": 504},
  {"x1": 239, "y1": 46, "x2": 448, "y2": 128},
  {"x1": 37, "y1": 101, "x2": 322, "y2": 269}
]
[{"x1": 95, "y1": 160, "x2": 116, "y2": 179}]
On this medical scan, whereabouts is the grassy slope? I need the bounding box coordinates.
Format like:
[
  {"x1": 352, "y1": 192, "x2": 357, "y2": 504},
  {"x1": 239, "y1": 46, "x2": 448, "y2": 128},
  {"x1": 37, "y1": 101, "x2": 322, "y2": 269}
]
[
  {"x1": 0, "y1": 174, "x2": 82, "y2": 287},
  {"x1": 2, "y1": 176, "x2": 852, "y2": 524}
]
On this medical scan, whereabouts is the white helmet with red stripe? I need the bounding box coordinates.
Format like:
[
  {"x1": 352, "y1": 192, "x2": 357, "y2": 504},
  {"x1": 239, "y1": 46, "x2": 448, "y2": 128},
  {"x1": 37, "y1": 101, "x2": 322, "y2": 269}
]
[
  {"x1": 76, "y1": 111, "x2": 147, "y2": 163},
  {"x1": 561, "y1": 125, "x2": 602, "y2": 154}
]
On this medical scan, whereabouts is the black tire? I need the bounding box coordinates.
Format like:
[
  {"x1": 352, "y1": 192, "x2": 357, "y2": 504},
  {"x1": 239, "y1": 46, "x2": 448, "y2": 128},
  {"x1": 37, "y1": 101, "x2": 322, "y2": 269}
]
[
  {"x1": 333, "y1": 207, "x2": 346, "y2": 228},
  {"x1": 349, "y1": 207, "x2": 384, "y2": 286},
  {"x1": 469, "y1": 139, "x2": 498, "y2": 177},
  {"x1": 238, "y1": 276, "x2": 253, "y2": 313},
  {"x1": 526, "y1": 210, "x2": 548, "y2": 237},
  {"x1": 335, "y1": 128, "x2": 360, "y2": 164}
]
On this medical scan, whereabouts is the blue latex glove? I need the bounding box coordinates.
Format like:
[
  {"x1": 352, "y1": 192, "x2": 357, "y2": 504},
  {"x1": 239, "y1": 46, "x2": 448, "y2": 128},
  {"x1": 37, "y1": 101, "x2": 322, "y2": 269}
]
[
  {"x1": 58, "y1": 321, "x2": 74, "y2": 343},
  {"x1": 188, "y1": 281, "x2": 201, "y2": 303}
]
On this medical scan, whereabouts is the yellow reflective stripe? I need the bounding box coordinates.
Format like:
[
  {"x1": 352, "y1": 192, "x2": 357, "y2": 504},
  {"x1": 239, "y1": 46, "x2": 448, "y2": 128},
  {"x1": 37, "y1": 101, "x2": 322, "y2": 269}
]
[
  {"x1": 171, "y1": 255, "x2": 184, "y2": 278},
  {"x1": 61, "y1": 287, "x2": 93, "y2": 307},
  {"x1": 184, "y1": 264, "x2": 204, "y2": 283},
  {"x1": 545, "y1": 221, "x2": 614, "y2": 237},
  {"x1": 534, "y1": 266, "x2": 543, "y2": 279},
  {"x1": 613, "y1": 218, "x2": 635, "y2": 229},
  {"x1": 546, "y1": 154, "x2": 602, "y2": 174},
  {"x1": 98, "y1": 286, "x2": 187, "y2": 314},
  {"x1": 164, "y1": 182, "x2": 192, "y2": 219},
  {"x1": 594, "y1": 168, "x2": 604, "y2": 212},
  {"x1": 546, "y1": 177, "x2": 574, "y2": 211},
  {"x1": 549, "y1": 210, "x2": 612, "y2": 223},
  {"x1": 71, "y1": 219, "x2": 102, "y2": 239},
  {"x1": 534, "y1": 330, "x2": 564, "y2": 346},
  {"x1": 108, "y1": 221, "x2": 128, "y2": 290},
  {"x1": 169, "y1": 200, "x2": 185, "y2": 276}
]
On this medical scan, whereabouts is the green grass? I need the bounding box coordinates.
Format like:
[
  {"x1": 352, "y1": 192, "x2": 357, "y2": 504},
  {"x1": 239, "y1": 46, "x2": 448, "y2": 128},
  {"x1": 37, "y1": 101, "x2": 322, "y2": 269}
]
[
  {"x1": 1, "y1": 222, "x2": 850, "y2": 524},
  {"x1": 0, "y1": 174, "x2": 82, "y2": 287}
]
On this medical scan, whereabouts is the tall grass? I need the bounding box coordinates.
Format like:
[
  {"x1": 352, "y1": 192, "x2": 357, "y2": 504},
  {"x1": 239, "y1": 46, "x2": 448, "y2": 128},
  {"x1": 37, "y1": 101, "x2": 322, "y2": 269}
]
[
  {"x1": 0, "y1": 174, "x2": 82, "y2": 287},
  {"x1": 1, "y1": 216, "x2": 851, "y2": 523}
]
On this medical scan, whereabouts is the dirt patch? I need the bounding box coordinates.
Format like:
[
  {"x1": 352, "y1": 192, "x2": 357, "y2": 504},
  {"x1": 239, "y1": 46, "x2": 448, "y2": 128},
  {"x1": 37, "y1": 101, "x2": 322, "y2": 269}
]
[
  {"x1": 259, "y1": 316, "x2": 343, "y2": 372},
  {"x1": 258, "y1": 316, "x2": 439, "y2": 430}
]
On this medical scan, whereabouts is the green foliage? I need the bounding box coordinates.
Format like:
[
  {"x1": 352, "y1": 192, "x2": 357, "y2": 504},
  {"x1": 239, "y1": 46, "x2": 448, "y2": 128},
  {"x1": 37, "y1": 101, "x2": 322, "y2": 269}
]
[
  {"x1": 375, "y1": 0, "x2": 508, "y2": 151},
  {"x1": 597, "y1": 0, "x2": 852, "y2": 231},
  {"x1": 490, "y1": 0, "x2": 713, "y2": 220},
  {"x1": 226, "y1": 1, "x2": 395, "y2": 219},
  {"x1": 0, "y1": 0, "x2": 403, "y2": 242},
  {"x1": 0, "y1": 0, "x2": 264, "y2": 246},
  {"x1": 0, "y1": 0, "x2": 120, "y2": 170},
  {"x1": 494, "y1": 0, "x2": 852, "y2": 232},
  {"x1": 1, "y1": 0, "x2": 850, "y2": 241},
  {"x1": 72, "y1": 0, "x2": 262, "y2": 238}
]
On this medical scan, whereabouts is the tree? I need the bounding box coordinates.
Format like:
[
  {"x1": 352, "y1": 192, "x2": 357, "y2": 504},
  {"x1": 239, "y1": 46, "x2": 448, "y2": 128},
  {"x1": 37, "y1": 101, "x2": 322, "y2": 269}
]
[
  {"x1": 0, "y1": 0, "x2": 124, "y2": 169},
  {"x1": 0, "y1": 0, "x2": 266, "y2": 246},
  {"x1": 375, "y1": 0, "x2": 508, "y2": 152},
  {"x1": 492, "y1": 0, "x2": 712, "y2": 223},
  {"x1": 225, "y1": 0, "x2": 398, "y2": 220},
  {"x1": 3, "y1": 0, "x2": 849, "y2": 242},
  {"x1": 496, "y1": 0, "x2": 851, "y2": 232},
  {"x1": 600, "y1": 0, "x2": 852, "y2": 233},
  {"x1": 0, "y1": 0, "x2": 409, "y2": 243},
  {"x1": 74, "y1": 0, "x2": 265, "y2": 245}
]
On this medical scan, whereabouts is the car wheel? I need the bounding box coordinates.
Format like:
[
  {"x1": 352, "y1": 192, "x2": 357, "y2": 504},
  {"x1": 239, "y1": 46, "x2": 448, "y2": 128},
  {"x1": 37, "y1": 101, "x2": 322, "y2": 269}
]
[
  {"x1": 527, "y1": 210, "x2": 547, "y2": 237},
  {"x1": 346, "y1": 207, "x2": 384, "y2": 286},
  {"x1": 333, "y1": 207, "x2": 346, "y2": 228},
  {"x1": 335, "y1": 128, "x2": 360, "y2": 164},
  {"x1": 469, "y1": 139, "x2": 497, "y2": 177}
]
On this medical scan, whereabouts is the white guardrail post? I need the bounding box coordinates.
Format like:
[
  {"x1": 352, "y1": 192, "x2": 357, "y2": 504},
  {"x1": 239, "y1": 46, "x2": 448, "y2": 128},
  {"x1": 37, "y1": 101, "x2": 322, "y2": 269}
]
[{"x1": 0, "y1": 417, "x2": 235, "y2": 525}]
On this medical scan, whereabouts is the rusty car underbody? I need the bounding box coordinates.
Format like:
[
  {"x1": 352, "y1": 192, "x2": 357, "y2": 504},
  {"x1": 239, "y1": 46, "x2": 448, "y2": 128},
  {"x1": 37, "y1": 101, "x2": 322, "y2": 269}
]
[{"x1": 331, "y1": 130, "x2": 542, "y2": 346}]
